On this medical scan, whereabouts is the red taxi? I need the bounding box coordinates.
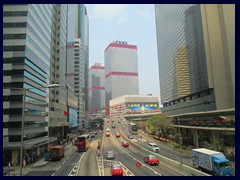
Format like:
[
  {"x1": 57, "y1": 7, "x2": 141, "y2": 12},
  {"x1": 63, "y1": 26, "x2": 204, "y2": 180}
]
[
  {"x1": 110, "y1": 163, "x2": 123, "y2": 176},
  {"x1": 106, "y1": 132, "x2": 110, "y2": 137},
  {"x1": 143, "y1": 155, "x2": 159, "y2": 165},
  {"x1": 115, "y1": 133, "x2": 120, "y2": 138},
  {"x1": 121, "y1": 141, "x2": 129, "y2": 147}
]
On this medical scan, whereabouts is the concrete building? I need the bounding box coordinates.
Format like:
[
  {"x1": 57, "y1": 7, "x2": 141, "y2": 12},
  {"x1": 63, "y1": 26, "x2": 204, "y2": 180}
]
[
  {"x1": 48, "y1": 4, "x2": 69, "y2": 139},
  {"x1": 155, "y1": 4, "x2": 235, "y2": 115},
  {"x1": 75, "y1": 4, "x2": 89, "y2": 128},
  {"x1": 105, "y1": 41, "x2": 139, "y2": 116},
  {"x1": 66, "y1": 42, "x2": 79, "y2": 131},
  {"x1": 3, "y1": 4, "x2": 56, "y2": 165},
  {"x1": 109, "y1": 95, "x2": 159, "y2": 118},
  {"x1": 73, "y1": 38, "x2": 85, "y2": 130},
  {"x1": 88, "y1": 63, "x2": 105, "y2": 118}
]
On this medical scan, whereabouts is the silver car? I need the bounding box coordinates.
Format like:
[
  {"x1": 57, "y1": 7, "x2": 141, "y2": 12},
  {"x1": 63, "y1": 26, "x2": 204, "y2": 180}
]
[{"x1": 106, "y1": 151, "x2": 115, "y2": 159}]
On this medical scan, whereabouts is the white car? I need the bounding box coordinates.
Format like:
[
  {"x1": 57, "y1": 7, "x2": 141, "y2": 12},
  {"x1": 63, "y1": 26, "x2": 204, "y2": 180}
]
[
  {"x1": 106, "y1": 151, "x2": 115, "y2": 159},
  {"x1": 106, "y1": 128, "x2": 110, "y2": 132},
  {"x1": 148, "y1": 143, "x2": 160, "y2": 152}
]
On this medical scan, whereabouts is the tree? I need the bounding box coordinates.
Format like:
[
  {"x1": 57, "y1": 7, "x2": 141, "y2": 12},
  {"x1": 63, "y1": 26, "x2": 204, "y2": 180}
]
[{"x1": 146, "y1": 114, "x2": 175, "y2": 137}]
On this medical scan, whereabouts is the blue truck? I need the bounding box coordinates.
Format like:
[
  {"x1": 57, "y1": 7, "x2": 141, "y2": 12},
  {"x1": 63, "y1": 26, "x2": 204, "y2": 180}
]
[{"x1": 192, "y1": 148, "x2": 233, "y2": 176}]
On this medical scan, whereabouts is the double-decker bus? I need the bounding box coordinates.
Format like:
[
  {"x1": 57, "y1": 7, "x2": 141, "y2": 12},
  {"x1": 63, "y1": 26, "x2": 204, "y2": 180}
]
[
  {"x1": 129, "y1": 122, "x2": 138, "y2": 135},
  {"x1": 75, "y1": 134, "x2": 90, "y2": 152}
]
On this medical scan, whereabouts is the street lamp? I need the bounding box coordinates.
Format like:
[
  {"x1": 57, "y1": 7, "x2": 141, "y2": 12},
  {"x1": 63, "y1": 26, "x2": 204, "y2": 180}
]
[
  {"x1": 4, "y1": 84, "x2": 59, "y2": 176},
  {"x1": 177, "y1": 115, "x2": 182, "y2": 164}
]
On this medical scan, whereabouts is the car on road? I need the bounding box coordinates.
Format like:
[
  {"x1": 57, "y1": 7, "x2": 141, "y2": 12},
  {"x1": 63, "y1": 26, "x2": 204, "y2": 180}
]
[
  {"x1": 110, "y1": 163, "x2": 123, "y2": 176},
  {"x1": 106, "y1": 132, "x2": 110, "y2": 137},
  {"x1": 112, "y1": 125, "x2": 116, "y2": 128},
  {"x1": 128, "y1": 135, "x2": 134, "y2": 139},
  {"x1": 121, "y1": 141, "x2": 129, "y2": 147},
  {"x1": 148, "y1": 143, "x2": 160, "y2": 153},
  {"x1": 106, "y1": 151, "x2": 115, "y2": 160},
  {"x1": 115, "y1": 133, "x2": 120, "y2": 138},
  {"x1": 106, "y1": 128, "x2": 110, "y2": 132},
  {"x1": 144, "y1": 155, "x2": 159, "y2": 165}
]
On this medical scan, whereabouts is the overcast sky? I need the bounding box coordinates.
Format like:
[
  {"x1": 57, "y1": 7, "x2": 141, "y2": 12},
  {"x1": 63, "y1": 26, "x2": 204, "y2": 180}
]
[{"x1": 68, "y1": 4, "x2": 161, "y2": 100}]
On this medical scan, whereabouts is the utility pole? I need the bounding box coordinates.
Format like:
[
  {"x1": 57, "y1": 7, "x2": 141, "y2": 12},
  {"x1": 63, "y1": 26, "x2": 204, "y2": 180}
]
[{"x1": 177, "y1": 116, "x2": 182, "y2": 164}]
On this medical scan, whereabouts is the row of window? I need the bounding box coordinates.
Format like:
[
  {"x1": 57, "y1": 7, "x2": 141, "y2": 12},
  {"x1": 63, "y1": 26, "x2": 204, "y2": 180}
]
[
  {"x1": 8, "y1": 132, "x2": 47, "y2": 142},
  {"x1": 3, "y1": 108, "x2": 46, "y2": 116},
  {"x1": 24, "y1": 71, "x2": 47, "y2": 87},
  {"x1": 3, "y1": 34, "x2": 26, "y2": 40},
  {"x1": 26, "y1": 35, "x2": 50, "y2": 61},
  {"x1": 25, "y1": 47, "x2": 50, "y2": 71},
  {"x1": 27, "y1": 24, "x2": 51, "y2": 52},
  {"x1": 3, "y1": 11, "x2": 28, "y2": 17},
  {"x1": 3, "y1": 46, "x2": 25, "y2": 51},
  {"x1": 29, "y1": 6, "x2": 51, "y2": 40},
  {"x1": 3, "y1": 121, "x2": 47, "y2": 129},
  {"x1": 3, "y1": 22, "x2": 27, "y2": 28},
  {"x1": 23, "y1": 83, "x2": 47, "y2": 97},
  {"x1": 28, "y1": 13, "x2": 51, "y2": 44},
  {"x1": 25, "y1": 58, "x2": 48, "y2": 78}
]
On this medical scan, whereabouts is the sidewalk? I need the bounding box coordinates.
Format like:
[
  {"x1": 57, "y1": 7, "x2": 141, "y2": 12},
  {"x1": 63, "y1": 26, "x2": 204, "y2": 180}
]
[
  {"x1": 4, "y1": 141, "x2": 75, "y2": 176},
  {"x1": 4, "y1": 158, "x2": 49, "y2": 176}
]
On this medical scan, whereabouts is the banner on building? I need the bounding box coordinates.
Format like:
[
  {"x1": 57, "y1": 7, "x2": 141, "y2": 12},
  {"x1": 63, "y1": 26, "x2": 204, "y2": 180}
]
[{"x1": 126, "y1": 102, "x2": 160, "y2": 114}]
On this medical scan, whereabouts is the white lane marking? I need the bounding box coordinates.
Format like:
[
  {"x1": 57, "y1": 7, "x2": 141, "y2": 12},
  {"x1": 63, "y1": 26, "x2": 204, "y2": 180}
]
[
  {"x1": 110, "y1": 134, "x2": 161, "y2": 176},
  {"x1": 96, "y1": 155, "x2": 101, "y2": 176},
  {"x1": 67, "y1": 152, "x2": 85, "y2": 176},
  {"x1": 119, "y1": 161, "x2": 135, "y2": 176},
  {"x1": 56, "y1": 166, "x2": 61, "y2": 171}
]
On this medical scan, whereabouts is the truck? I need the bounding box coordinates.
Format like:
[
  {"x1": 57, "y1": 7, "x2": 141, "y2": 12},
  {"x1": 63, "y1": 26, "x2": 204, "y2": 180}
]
[
  {"x1": 49, "y1": 145, "x2": 64, "y2": 161},
  {"x1": 192, "y1": 148, "x2": 233, "y2": 176}
]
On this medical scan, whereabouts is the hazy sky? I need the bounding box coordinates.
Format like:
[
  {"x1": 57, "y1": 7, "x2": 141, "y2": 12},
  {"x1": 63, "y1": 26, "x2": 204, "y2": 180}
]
[{"x1": 69, "y1": 4, "x2": 161, "y2": 100}]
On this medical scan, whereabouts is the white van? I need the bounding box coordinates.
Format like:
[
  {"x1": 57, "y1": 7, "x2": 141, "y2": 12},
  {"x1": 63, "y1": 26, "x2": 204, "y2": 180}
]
[{"x1": 148, "y1": 143, "x2": 160, "y2": 152}]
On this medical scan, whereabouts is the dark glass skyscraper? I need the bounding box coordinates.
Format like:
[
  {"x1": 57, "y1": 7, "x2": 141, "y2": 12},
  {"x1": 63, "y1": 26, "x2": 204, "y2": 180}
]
[
  {"x1": 155, "y1": 4, "x2": 235, "y2": 114},
  {"x1": 75, "y1": 4, "x2": 89, "y2": 127}
]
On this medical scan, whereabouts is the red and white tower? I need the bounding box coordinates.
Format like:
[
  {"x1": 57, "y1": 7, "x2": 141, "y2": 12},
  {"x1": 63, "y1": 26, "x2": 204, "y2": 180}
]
[
  {"x1": 88, "y1": 63, "x2": 105, "y2": 117},
  {"x1": 104, "y1": 41, "x2": 139, "y2": 116}
]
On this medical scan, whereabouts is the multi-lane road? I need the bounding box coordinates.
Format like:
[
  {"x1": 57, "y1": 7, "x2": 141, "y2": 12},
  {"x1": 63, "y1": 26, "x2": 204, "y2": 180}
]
[
  {"x1": 101, "y1": 119, "x2": 185, "y2": 176},
  {"x1": 24, "y1": 118, "x2": 194, "y2": 176}
]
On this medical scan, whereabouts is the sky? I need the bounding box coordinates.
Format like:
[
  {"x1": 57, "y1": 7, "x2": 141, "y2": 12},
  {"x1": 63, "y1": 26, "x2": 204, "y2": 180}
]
[{"x1": 68, "y1": 4, "x2": 161, "y2": 101}]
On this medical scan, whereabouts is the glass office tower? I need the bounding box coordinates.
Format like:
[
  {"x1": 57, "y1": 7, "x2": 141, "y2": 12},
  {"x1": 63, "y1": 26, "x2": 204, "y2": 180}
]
[
  {"x1": 155, "y1": 4, "x2": 235, "y2": 114},
  {"x1": 3, "y1": 4, "x2": 53, "y2": 165}
]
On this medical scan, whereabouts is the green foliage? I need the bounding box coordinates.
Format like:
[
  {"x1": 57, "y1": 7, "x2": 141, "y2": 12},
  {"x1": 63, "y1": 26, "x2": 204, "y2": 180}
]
[{"x1": 146, "y1": 114, "x2": 175, "y2": 135}]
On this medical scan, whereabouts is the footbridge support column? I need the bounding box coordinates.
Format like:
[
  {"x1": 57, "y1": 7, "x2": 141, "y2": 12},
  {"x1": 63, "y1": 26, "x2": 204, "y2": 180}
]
[{"x1": 192, "y1": 129, "x2": 199, "y2": 148}]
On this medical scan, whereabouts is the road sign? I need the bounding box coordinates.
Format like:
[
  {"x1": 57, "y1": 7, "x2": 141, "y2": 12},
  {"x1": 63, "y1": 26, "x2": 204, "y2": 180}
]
[{"x1": 136, "y1": 161, "x2": 141, "y2": 168}]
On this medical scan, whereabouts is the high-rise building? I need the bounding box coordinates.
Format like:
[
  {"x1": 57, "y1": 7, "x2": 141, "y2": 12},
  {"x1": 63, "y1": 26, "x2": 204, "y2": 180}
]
[
  {"x1": 75, "y1": 4, "x2": 89, "y2": 127},
  {"x1": 73, "y1": 38, "x2": 85, "y2": 129},
  {"x1": 155, "y1": 4, "x2": 235, "y2": 114},
  {"x1": 48, "y1": 4, "x2": 69, "y2": 139},
  {"x1": 88, "y1": 63, "x2": 105, "y2": 117},
  {"x1": 3, "y1": 4, "x2": 55, "y2": 165},
  {"x1": 104, "y1": 41, "x2": 139, "y2": 116},
  {"x1": 66, "y1": 42, "x2": 79, "y2": 131}
]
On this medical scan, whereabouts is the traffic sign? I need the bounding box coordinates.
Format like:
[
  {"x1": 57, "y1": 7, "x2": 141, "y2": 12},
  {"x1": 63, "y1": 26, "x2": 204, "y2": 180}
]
[{"x1": 136, "y1": 161, "x2": 141, "y2": 168}]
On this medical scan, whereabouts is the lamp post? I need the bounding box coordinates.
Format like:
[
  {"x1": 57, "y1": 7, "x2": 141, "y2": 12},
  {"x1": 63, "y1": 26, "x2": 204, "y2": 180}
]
[
  {"x1": 177, "y1": 115, "x2": 182, "y2": 164},
  {"x1": 4, "y1": 84, "x2": 59, "y2": 176}
]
